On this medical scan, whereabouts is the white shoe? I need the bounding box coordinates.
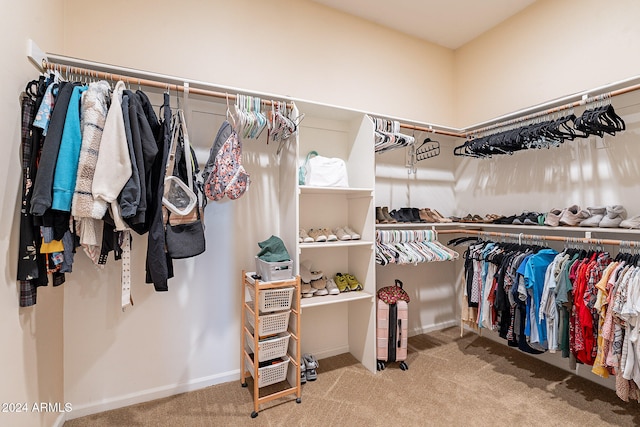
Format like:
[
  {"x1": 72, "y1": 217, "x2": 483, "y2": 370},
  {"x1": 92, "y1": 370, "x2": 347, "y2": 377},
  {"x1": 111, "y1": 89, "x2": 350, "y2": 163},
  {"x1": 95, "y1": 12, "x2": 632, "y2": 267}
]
[
  {"x1": 299, "y1": 229, "x2": 314, "y2": 243},
  {"x1": 333, "y1": 227, "x2": 351, "y2": 241},
  {"x1": 344, "y1": 226, "x2": 360, "y2": 240}
]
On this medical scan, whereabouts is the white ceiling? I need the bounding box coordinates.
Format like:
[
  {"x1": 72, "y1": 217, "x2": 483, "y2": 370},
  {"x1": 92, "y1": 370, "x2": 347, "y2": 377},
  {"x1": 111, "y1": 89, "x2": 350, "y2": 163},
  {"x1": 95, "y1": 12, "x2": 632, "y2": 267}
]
[{"x1": 311, "y1": 0, "x2": 537, "y2": 49}]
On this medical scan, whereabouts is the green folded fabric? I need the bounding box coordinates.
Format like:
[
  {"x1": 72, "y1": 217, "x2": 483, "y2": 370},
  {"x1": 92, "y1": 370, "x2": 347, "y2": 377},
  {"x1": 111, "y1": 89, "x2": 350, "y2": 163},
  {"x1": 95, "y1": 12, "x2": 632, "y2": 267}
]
[{"x1": 257, "y1": 235, "x2": 291, "y2": 262}]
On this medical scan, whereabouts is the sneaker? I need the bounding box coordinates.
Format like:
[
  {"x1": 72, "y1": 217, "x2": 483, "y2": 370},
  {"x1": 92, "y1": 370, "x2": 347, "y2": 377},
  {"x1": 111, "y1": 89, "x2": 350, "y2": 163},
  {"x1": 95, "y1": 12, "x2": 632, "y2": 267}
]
[
  {"x1": 334, "y1": 273, "x2": 350, "y2": 292},
  {"x1": 600, "y1": 205, "x2": 627, "y2": 228},
  {"x1": 311, "y1": 276, "x2": 328, "y2": 296},
  {"x1": 344, "y1": 226, "x2": 361, "y2": 240},
  {"x1": 343, "y1": 273, "x2": 362, "y2": 291},
  {"x1": 580, "y1": 207, "x2": 606, "y2": 227},
  {"x1": 299, "y1": 229, "x2": 314, "y2": 243},
  {"x1": 308, "y1": 228, "x2": 326, "y2": 242},
  {"x1": 321, "y1": 228, "x2": 338, "y2": 242},
  {"x1": 620, "y1": 214, "x2": 640, "y2": 229},
  {"x1": 325, "y1": 278, "x2": 340, "y2": 295},
  {"x1": 544, "y1": 208, "x2": 564, "y2": 227},
  {"x1": 558, "y1": 205, "x2": 589, "y2": 226},
  {"x1": 333, "y1": 227, "x2": 351, "y2": 241}
]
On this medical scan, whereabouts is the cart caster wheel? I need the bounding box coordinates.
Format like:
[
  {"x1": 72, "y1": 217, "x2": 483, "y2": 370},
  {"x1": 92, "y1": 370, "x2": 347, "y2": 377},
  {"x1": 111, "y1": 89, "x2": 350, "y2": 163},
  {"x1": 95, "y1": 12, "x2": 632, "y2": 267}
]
[
  {"x1": 377, "y1": 361, "x2": 385, "y2": 371},
  {"x1": 251, "y1": 411, "x2": 258, "y2": 418},
  {"x1": 296, "y1": 398, "x2": 302, "y2": 404},
  {"x1": 241, "y1": 382, "x2": 248, "y2": 388},
  {"x1": 400, "y1": 362, "x2": 408, "y2": 371}
]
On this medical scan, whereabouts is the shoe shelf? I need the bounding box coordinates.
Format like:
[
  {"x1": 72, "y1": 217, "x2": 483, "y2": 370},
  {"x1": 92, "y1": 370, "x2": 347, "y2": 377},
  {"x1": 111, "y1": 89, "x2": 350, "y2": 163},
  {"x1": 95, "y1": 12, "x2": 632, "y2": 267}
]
[
  {"x1": 437, "y1": 222, "x2": 640, "y2": 236},
  {"x1": 300, "y1": 290, "x2": 374, "y2": 309},
  {"x1": 299, "y1": 240, "x2": 374, "y2": 250},
  {"x1": 299, "y1": 185, "x2": 373, "y2": 198},
  {"x1": 240, "y1": 270, "x2": 302, "y2": 418},
  {"x1": 376, "y1": 223, "x2": 453, "y2": 229}
]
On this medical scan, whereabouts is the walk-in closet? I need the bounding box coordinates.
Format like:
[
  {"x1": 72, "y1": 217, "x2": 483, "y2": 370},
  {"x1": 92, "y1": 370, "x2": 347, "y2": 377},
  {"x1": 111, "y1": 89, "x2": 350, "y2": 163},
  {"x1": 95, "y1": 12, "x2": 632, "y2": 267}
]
[{"x1": 5, "y1": 1, "x2": 640, "y2": 426}]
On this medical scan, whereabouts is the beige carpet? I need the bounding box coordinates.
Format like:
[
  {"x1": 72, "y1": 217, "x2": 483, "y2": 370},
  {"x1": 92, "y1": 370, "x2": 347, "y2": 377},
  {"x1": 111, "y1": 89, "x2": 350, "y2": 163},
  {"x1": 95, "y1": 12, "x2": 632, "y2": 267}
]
[{"x1": 64, "y1": 327, "x2": 640, "y2": 426}]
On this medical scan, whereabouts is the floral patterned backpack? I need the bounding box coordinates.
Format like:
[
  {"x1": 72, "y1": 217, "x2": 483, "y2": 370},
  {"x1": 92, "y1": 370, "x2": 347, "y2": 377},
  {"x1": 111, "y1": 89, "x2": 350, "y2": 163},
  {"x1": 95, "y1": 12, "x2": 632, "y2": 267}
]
[
  {"x1": 204, "y1": 127, "x2": 250, "y2": 201},
  {"x1": 377, "y1": 279, "x2": 410, "y2": 304}
]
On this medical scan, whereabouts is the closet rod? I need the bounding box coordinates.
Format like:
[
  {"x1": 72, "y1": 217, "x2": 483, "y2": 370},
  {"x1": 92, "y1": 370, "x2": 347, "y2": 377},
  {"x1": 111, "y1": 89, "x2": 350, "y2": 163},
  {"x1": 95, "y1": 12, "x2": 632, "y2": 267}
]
[
  {"x1": 466, "y1": 80, "x2": 640, "y2": 137},
  {"x1": 437, "y1": 229, "x2": 640, "y2": 247},
  {"x1": 398, "y1": 122, "x2": 461, "y2": 138},
  {"x1": 41, "y1": 58, "x2": 294, "y2": 109}
]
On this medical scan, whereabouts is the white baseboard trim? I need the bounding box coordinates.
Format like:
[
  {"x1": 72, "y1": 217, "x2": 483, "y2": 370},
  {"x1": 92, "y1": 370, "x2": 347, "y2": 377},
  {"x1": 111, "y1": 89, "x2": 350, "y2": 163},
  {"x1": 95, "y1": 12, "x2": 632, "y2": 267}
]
[
  {"x1": 65, "y1": 369, "x2": 240, "y2": 420},
  {"x1": 52, "y1": 413, "x2": 66, "y2": 427},
  {"x1": 312, "y1": 345, "x2": 350, "y2": 361},
  {"x1": 409, "y1": 319, "x2": 459, "y2": 338}
]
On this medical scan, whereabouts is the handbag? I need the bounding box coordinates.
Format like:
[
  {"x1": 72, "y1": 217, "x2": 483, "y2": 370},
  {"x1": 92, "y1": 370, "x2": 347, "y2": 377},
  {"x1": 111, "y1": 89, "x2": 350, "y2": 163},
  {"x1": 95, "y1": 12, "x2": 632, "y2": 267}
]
[
  {"x1": 165, "y1": 211, "x2": 206, "y2": 259},
  {"x1": 204, "y1": 125, "x2": 250, "y2": 201},
  {"x1": 164, "y1": 110, "x2": 206, "y2": 258},
  {"x1": 302, "y1": 151, "x2": 349, "y2": 187}
]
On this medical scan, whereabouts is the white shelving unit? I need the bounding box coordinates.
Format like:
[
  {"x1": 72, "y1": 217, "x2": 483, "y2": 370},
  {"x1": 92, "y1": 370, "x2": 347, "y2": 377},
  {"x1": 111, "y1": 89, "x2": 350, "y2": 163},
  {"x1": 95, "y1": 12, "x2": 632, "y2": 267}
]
[{"x1": 285, "y1": 103, "x2": 377, "y2": 373}]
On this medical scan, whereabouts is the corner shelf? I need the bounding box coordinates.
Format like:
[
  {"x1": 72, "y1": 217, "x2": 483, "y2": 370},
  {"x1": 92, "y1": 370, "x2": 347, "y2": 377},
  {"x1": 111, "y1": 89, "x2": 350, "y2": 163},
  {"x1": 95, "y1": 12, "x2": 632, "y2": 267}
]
[{"x1": 300, "y1": 291, "x2": 374, "y2": 309}]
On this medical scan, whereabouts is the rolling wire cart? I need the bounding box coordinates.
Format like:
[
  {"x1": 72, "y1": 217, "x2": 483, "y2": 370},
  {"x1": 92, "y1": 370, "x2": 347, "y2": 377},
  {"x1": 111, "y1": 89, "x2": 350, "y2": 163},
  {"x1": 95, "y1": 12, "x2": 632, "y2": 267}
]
[{"x1": 240, "y1": 270, "x2": 301, "y2": 418}]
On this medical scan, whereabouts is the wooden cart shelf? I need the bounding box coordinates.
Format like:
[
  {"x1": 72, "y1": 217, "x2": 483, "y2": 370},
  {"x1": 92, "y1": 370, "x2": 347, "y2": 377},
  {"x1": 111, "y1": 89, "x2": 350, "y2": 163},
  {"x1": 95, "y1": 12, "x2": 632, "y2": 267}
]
[{"x1": 240, "y1": 270, "x2": 301, "y2": 418}]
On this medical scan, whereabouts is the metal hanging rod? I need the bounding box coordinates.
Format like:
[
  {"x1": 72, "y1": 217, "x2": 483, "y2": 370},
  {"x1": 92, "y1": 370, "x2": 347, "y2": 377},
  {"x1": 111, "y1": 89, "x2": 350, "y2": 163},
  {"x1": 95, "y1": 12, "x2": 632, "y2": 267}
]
[
  {"x1": 398, "y1": 122, "x2": 461, "y2": 138},
  {"x1": 437, "y1": 228, "x2": 640, "y2": 247},
  {"x1": 41, "y1": 56, "x2": 294, "y2": 109},
  {"x1": 462, "y1": 76, "x2": 640, "y2": 137},
  {"x1": 32, "y1": 50, "x2": 640, "y2": 140}
]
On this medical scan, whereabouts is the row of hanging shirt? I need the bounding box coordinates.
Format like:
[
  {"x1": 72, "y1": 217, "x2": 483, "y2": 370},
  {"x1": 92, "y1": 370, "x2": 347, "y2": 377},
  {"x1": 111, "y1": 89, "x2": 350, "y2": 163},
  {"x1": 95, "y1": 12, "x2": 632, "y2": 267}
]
[
  {"x1": 375, "y1": 229, "x2": 459, "y2": 265},
  {"x1": 458, "y1": 236, "x2": 640, "y2": 402},
  {"x1": 454, "y1": 97, "x2": 626, "y2": 158}
]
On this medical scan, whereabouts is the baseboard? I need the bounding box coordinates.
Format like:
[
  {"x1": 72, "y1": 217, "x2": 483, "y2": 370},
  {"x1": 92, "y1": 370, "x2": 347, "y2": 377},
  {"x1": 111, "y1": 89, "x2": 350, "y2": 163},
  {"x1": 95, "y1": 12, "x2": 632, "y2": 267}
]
[
  {"x1": 52, "y1": 413, "x2": 66, "y2": 427},
  {"x1": 312, "y1": 345, "x2": 350, "y2": 361},
  {"x1": 65, "y1": 369, "x2": 240, "y2": 420},
  {"x1": 409, "y1": 319, "x2": 458, "y2": 338}
]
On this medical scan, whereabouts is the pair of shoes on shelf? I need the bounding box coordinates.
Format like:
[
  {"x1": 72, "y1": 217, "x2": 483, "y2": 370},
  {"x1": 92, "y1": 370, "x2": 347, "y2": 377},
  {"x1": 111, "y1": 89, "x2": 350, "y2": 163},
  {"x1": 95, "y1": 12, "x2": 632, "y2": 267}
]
[
  {"x1": 581, "y1": 205, "x2": 628, "y2": 228},
  {"x1": 544, "y1": 205, "x2": 589, "y2": 226},
  {"x1": 334, "y1": 272, "x2": 362, "y2": 292},
  {"x1": 334, "y1": 226, "x2": 361, "y2": 241},
  {"x1": 419, "y1": 208, "x2": 452, "y2": 223},
  {"x1": 300, "y1": 261, "x2": 339, "y2": 297},
  {"x1": 303, "y1": 354, "x2": 319, "y2": 381},
  {"x1": 300, "y1": 261, "x2": 325, "y2": 297},
  {"x1": 389, "y1": 207, "x2": 426, "y2": 223},
  {"x1": 302, "y1": 228, "x2": 337, "y2": 242},
  {"x1": 545, "y1": 205, "x2": 627, "y2": 227},
  {"x1": 512, "y1": 212, "x2": 543, "y2": 226},
  {"x1": 301, "y1": 227, "x2": 361, "y2": 243},
  {"x1": 376, "y1": 207, "x2": 397, "y2": 224},
  {"x1": 460, "y1": 214, "x2": 484, "y2": 223}
]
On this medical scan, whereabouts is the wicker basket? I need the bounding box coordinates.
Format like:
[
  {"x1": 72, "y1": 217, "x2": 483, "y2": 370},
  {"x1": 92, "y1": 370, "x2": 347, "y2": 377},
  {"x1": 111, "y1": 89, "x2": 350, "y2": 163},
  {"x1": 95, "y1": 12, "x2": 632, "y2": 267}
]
[
  {"x1": 245, "y1": 332, "x2": 290, "y2": 362},
  {"x1": 245, "y1": 354, "x2": 290, "y2": 388},
  {"x1": 245, "y1": 301, "x2": 291, "y2": 337},
  {"x1": 247, "y1": 284, "x2": 294, "y2": 313}
]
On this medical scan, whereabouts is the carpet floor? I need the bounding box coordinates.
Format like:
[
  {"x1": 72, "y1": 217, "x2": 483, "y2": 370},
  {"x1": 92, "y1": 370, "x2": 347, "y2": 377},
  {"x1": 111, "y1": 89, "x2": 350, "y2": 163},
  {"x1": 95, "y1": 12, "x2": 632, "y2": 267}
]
[{"x1": 64, "y1": 327, "x2": 640, "y2": 426}]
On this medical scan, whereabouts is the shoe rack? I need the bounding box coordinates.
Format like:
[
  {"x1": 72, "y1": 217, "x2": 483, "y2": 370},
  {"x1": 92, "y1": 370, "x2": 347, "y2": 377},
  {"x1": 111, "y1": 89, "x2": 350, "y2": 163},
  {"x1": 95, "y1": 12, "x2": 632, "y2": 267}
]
[
  {"x1": 240, "y1": 271, "x2": 302, "y2": 418},
  {"x1": 284, "y1": 103, "x2": 377, "y2": 373}
]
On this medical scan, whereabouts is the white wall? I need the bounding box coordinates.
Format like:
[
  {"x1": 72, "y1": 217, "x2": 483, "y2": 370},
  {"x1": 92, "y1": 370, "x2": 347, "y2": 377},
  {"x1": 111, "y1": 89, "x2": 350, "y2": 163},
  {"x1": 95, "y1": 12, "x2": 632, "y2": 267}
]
[
  {"x1": 454, "y1": 0, "x2": 640, "y2": 127},
  {"x1": 454, "y1": 0, "x2": 640, "y2": 218},
  {"x1": 0, "y1": 1, "x2": 65, "y2": 427}
]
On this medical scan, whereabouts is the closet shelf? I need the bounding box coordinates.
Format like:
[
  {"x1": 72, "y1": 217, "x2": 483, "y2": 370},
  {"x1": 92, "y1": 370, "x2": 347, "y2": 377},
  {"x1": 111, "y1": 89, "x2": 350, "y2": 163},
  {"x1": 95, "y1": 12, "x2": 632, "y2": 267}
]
[
  {"x1": 299, "y1": 186, "x2": 373, "y2": 198},
  {"x1": 377, "y1": 222, "x2": 640, "y2": 236},
  {"x1": 299, "y1": 241, "x2": 374, "y2": 250},
  {"x1": 300, "y1": 291, "x2": 374, "y2": 309},
  {"x1": 447, "y1": 222, "x2": 640, "y2": 236}
]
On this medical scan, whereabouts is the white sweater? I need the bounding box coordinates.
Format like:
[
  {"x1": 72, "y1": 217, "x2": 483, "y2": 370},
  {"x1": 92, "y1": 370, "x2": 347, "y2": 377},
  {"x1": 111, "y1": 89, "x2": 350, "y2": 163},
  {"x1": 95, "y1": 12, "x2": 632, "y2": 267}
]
[{"x1": 92, "y1": 81, "x2": 131, "y2": 230}]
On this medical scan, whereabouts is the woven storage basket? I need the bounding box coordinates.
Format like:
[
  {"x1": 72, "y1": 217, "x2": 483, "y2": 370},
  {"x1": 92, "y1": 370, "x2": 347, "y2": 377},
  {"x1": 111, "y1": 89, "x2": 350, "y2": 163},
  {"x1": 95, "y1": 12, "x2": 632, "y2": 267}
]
[
  {"x1": 245, "y1": 301, "x2": 290, "y2": 336},
  {"x1": 245, "y1": 354, "x2": 290, "y2": 387},
  {"x1": 245, "y1": 332, "x2": 290, "y2": 362},
  {"x1": 247, "y1": 284, "x2": 294, "y2": 313}
]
